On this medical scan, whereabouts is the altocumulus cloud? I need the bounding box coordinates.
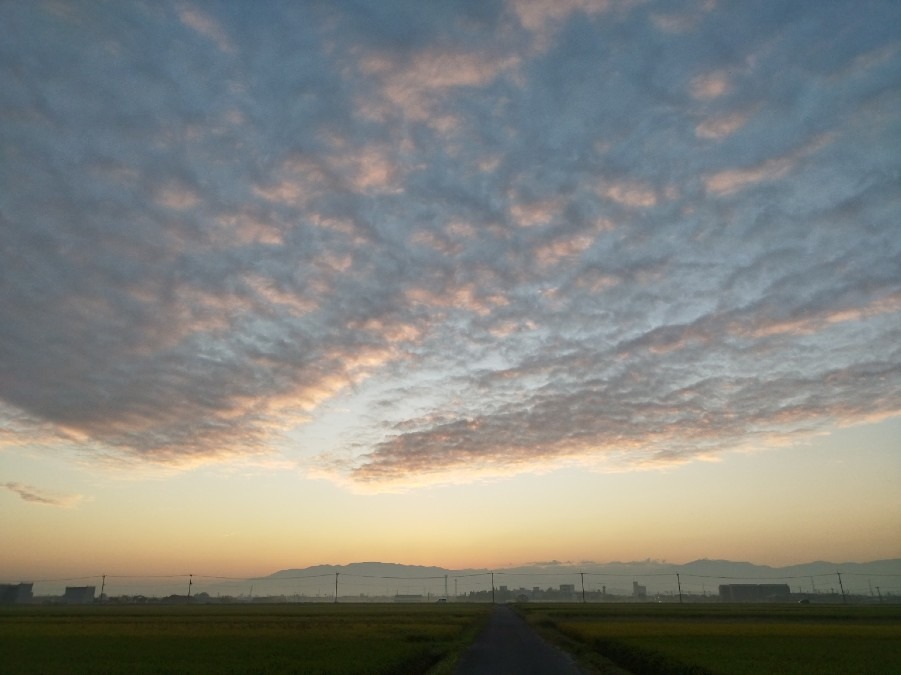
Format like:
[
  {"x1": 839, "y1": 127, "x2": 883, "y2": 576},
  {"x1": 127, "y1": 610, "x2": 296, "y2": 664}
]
[{"x1": 0, "y1": 1, "x2": 899, "y2": 487}]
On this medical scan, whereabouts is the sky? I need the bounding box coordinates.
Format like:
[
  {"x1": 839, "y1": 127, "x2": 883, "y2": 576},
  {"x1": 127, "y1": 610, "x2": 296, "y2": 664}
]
[{"x1": 1, "y1": 0, "x2": 900, "y2": 582}]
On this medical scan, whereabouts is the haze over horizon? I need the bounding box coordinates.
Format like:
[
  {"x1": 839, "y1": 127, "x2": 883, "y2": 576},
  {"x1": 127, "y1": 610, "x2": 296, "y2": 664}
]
[
  {"x1": 15, "y1": 557, "x2": 901, "y2": 601},
  {"x1": 2, "y1": 1, "x2": 900, "y2": 580}
]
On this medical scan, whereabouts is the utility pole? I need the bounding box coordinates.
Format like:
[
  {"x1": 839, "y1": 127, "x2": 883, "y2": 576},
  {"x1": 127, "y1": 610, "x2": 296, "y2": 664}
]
[
  {"x1": 187, "y1": 574, "x2": 192, "y2": 603},
  {"x1": 491, "y1": 572, "x2": 495, "y2": 604},
  {"x1": 580, "y1": 572, "x2": 586, "y2": 603},
  {"x1": 836, "y1": 572, "x2": 846, "y2": 603},
  {"x1": 677, "y1": 573, "x2": 683, "y2": 604},
  {"x1": 100, "y1": 575, "x2": 106, "y2": 603},
  {"x1": 335, "y1": 572, "x2": 339, "y2": 604},
  {"x1": 876, "y1": 586, "x2": 882, "y2": 603}
]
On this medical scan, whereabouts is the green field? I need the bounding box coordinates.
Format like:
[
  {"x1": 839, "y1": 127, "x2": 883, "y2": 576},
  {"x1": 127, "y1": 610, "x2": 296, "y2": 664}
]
[
  {"x1": 0, "y1": 603, "x2": 491, "y2": 674},
  {"x1": 6, "y1": 602, "x2": 900, "y2": 674},
  {"x1": 518, "y1": 603, "x2": 901, "y2": 675}
]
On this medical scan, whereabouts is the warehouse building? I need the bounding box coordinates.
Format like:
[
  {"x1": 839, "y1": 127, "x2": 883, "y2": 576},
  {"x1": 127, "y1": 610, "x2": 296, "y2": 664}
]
[
  {"x1": 63, "y1": 586, "x2": 96, "y2": 604},
  {"x1": 0, "y1": 583, "x2": 33, "y2": 604}
]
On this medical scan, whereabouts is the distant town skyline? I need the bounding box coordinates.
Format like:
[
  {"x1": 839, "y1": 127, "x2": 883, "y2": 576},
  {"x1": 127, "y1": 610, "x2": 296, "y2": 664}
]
[{"x1": 1, "y1": 1, "x2": 899, "y2": 579}]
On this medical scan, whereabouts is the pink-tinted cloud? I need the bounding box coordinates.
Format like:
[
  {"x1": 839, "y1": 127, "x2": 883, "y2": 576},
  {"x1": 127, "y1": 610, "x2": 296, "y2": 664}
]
[
  {"x1": 177, "y1": 5, "x2": 234, "y2": 53},
  {"x1": 3, "y1": 482, "x2": 84, "y2": 508},
  {"x1": 0, "y1": 0, "x2": 898, "y2": 487}
]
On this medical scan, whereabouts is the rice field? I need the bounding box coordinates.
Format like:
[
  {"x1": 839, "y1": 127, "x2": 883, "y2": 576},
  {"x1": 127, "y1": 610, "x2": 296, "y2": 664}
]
[
  {"x1": 518, "y1": 602, "x2": 901, "y2": 675},
  {"x1": 0, "y1": 603, "x2": 491, "y2": 674},
  {"x1": 6, "y1": 601, "x2": 900, "y2": 674}
]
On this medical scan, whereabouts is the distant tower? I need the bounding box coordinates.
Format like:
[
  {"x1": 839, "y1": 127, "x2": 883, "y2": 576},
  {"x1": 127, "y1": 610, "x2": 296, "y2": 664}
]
[{"x1": 632, "y1": 581, "x2": 647, "y2": 599}]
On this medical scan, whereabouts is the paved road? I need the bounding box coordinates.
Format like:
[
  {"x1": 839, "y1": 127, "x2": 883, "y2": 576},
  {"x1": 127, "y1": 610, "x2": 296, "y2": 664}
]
[{"x1": 453, "y1": 605, "x2": 589, "y2": 675}]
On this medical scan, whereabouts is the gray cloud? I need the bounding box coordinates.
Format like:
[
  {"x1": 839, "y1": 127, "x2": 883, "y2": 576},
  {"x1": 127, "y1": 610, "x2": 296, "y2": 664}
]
[
  {"x1": 3, "y1": 482, "x2": 83, "y2": 508},
  {"x1": 1, "y1": 1, "x2": 899, "y2": 484}
]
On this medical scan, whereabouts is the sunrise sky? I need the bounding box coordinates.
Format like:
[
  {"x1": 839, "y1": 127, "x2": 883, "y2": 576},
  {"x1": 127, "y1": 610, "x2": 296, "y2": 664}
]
[{"x1": 2, "y1": 0, "x2": 900, "y2": 581}]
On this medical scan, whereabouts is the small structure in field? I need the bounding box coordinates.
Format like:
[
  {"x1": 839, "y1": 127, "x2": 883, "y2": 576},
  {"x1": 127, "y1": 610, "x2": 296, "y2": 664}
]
[
  {"x1": 63, "y1": 586, "x2": 96, "y2": 604},
  {"x1": 0, "y1": 583, "x2": 33, "y2": 604}
]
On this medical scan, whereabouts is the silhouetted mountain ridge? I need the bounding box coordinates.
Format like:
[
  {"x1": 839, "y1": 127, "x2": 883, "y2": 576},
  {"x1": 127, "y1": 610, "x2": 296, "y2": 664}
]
[
  {"x1": 266, "y1": 558, "x2": 901, "y2": 584},
  {"x1": 269, "y1": 562, "x2": 452, "y2": 579},
  {"x1": 77, "y1": 558, "x2": 898, "y2": 598}
]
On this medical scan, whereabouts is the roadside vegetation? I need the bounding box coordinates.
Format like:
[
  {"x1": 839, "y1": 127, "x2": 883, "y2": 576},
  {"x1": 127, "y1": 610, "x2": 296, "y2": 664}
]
[
  {"x1": 0, "y1": 603, "x2": 490, "y2": 674},
  {"x1": 517, "y1": 603, "x2": 901, "y2": 675}
]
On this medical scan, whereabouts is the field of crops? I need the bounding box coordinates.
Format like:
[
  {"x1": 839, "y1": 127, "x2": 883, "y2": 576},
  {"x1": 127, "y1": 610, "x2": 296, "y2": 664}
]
[
  {"x1": 0, "y1": 603, "x2": 491, "y2": 674},
  {"x1": 518, "y1": 603, "x2": 901, "y2": 675},
  {"x1": 6, "y1": 601, "x2": 900, "y2": 674}
]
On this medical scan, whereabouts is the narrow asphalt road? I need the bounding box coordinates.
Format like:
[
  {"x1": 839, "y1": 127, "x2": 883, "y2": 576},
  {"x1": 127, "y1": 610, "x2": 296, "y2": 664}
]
[{"x1": 453, "y1": 605, "x2": 589, "y2": 675}]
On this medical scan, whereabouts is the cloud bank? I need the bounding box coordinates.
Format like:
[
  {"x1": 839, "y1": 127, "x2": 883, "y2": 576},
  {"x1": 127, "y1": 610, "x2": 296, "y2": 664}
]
[{"x1": 1, "y1": 1, "x2": 899, "y2": 487}]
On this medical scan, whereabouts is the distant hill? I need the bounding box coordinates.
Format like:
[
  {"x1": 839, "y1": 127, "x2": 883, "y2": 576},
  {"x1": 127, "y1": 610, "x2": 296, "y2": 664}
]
[
  {"x1": 248, "y1": 558, "x2": 900, "y2": 598},
  {"x1": 49, "y1": 558, "x2": 894, "y2": 599},
  {"x1": 268, "y1": 562, "x2": 453, "y2": 579}
]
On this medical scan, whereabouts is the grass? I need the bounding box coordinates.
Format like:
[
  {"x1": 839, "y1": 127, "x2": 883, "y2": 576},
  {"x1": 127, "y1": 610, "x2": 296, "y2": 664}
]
[
  {"x1": 517, "y1": 602, "x2": 901, "y2": 675},
  {"x1": 0, "y1": 603, "x2": 491, "y2": 674}
]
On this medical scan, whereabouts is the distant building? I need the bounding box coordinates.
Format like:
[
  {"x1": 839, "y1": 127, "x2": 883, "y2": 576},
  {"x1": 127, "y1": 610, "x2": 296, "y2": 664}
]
[
  {"x1": 632, "y1": 582, "x2": 647, "y2": 599},
  {"x1": 559, "y1": 584, "x2": 575, "y2": 593},
  {"x1": 63, "y1": 586, "x2": 96, "y2": 604},
  {"x1": 0, "y1": 583, "x2": 33, "y2": 604},
  {"x1": 719, "y1": 584, "x2": 791, "y2": 602}
]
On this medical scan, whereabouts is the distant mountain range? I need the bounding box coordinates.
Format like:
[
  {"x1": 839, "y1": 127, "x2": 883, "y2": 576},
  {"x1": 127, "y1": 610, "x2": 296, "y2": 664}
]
[
  {"x1": 30, "y1": 559, "x2": 894, "y2": 599},
  {"x1": 246, "y1": 559, "x2": 900, "y2": 598}
]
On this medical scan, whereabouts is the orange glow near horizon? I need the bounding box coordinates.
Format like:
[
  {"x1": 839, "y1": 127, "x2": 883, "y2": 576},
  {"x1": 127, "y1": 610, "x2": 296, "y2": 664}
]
[{"x1": 2, "y1": 1, "x2": 900, "y2": 592}]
